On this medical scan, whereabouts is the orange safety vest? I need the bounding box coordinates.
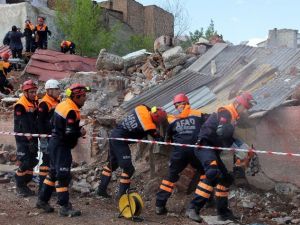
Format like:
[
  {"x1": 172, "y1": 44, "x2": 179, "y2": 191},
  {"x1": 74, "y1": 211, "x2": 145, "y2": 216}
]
[
  {"x1": 39, "y1": 93, "x2": 59, "y2": 111},
  {"x1": 15, "y1": 95, "x2": 37, "y2": 112},
  {"x1": 36, "y1": 24, "x2": 47, "y2": 31},
  {"x1": 217, "y1": 103, "x2": 239, "y2": 123},
  {"x1": 61, "y1": 41, "x2": 72, "y2": 47},
  {"x1": 25, "y1": 23, "x2": 35, "y2": 31},
  {"x1": 0, "y1": 61, "x2": 11, "y2": 77},
  {"x1": 55, "y1": 98, "x2": 80, "y2": 121},
  {"x1": 135, "y1": 105, "x2": 156, "y2": 131},
  {"x1": 167, "y1": 105, "x2": 202, "y2": 123}
]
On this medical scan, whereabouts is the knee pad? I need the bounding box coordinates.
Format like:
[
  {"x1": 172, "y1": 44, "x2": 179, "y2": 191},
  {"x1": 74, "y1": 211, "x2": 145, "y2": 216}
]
[
  {"x1": 205, "y1": 167, "x2": 220, "y2": 182},
  {"x1": 219, "y1": 173, "x2": 234, "y2": 187},
  {"x1": 56, "y1": 177, "x2": 71, "y2": 187},
  {"x1": 122, "y1": 165, "x2": 135, "y2": 178}
]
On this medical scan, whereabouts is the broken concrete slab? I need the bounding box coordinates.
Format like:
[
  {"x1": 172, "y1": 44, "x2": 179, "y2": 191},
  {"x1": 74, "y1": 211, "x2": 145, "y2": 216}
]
[
  {"x1": 96, "y1": 49, "x2": 124, "y2": 71},
  {"x1": 0, "y1": 164, "x2": 17, "y2": 173},
  {"x1": 162, "y1": 46, "x2": 189, "y2": 70},
  {"x1": 122, "y1": 49, "x2": 149, "y2": 68},
  {"x1": 154, "y1": 35, "x2": 173, "y2": 54}
]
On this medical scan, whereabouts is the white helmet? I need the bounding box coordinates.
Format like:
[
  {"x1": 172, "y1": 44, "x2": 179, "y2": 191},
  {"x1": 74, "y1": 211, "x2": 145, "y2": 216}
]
[{"x1": 45, "y1": 79, "x2": 60, "y2": 90}]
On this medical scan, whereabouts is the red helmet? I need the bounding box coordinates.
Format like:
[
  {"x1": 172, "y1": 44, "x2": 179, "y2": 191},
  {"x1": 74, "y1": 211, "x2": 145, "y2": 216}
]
[
  {"x1": 150, "y1": 107, "x2": 167, "y2": 124},
  {"x1": 22, "y1": 80, "x2": 38, "y2": 91},
  {"x1": 173, "y1": 93, "x2": 189, "y2": 105},
  {"x1": 66, "y1": 83, "x2": 91, "y2": 97},
  {"x1": 235, "y1": 92, "x2": 256, "y2": 109},
  {"x1": 1, "y1": 52, "x2": 10, "y2": 61}
]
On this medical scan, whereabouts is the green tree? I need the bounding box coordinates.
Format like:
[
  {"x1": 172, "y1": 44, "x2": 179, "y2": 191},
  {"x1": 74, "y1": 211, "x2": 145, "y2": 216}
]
[
  {"x1": 55, "y1": 0, "x2": 116, "y2": 57},
  {"x1": 189, "y1": 28, "x2": 204, "y2": 43},
  {"x1": 205, "y1": 19, "x2": 218, "y2": 40},
  {"x1": 126, "y1": 35, "x2": 154, "y2": 53}
]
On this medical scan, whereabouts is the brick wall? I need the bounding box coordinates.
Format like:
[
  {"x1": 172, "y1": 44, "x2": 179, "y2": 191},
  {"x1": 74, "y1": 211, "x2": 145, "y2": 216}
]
[
  {"x1": 127, "y1": 0, "x2": 144, "y2": 35},
  {"x1": 144, "y1": 5, "x2": 174, "y2": 38}
]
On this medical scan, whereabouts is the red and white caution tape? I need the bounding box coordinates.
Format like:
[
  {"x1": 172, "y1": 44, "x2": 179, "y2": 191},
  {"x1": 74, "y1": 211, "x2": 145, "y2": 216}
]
[{"x1": 1, "y1": 131, "x2": 300, "y2": 157}]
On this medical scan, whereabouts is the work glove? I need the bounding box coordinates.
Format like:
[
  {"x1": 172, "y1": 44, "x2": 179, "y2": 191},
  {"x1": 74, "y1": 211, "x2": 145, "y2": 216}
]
[
  {"x1": 39, "y1": 137, "x2": 48, "y2": 154},
  {"x1": 28, "y1": 141, "x2": 38, "y2": 153},
  {"x1": 216, "y1": 124, "x2": 234, "y2": 138}
]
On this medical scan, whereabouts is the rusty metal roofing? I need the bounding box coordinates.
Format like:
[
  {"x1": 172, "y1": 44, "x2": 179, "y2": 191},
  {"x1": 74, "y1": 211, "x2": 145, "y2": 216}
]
[
  {"x1": 24, "y1": 49, "x2": 97, "y2": 81},
  {"x1": 121, "y1": 44, "x2": 227, "y2": 111},
  {"x1": 122, "y1": 69, "x2": 216, "y2": 110},
  {"x1": 0, "y1": 45, "x2": 12, "y2": 58},
  {"x1": 124, "y1": 44, "x2": 300, "y2": 117}
]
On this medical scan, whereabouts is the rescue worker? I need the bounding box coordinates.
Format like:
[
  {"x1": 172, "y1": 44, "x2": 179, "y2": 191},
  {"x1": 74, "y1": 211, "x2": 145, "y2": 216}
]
[
  {"x1": 186, "y1": 92, "x2": 257, "y2": 222},
  {"x1": 34, "y1": 16, "x2": 51, "y2": 49},
  {"x1": 14, "y1": 80, "x2": 38, "y2": 197},
  {"x1": 60, "y1": 40, "x2": 76, "y2": 54},
  {"x1": 24, "y1": 19, "x2": 36, "y2": 52},
  {"x1": 0, "y1": 52, "x2": 14, "y2": 95},
  {"x1": 155, "y1": 93, "x2": 208, "y2": 215},
  {"x1": 96, "y1": 105, "x2": 167, "y2": 199},
  {"x1": 37, "y1": 83, "x2": 90, "y2": 217},
  {"x1": 5, "y1": 25, "x2": 24, "y2": 70},
  {"x1": 37, "y1": 79, "x2": 61, "y2": 191}
]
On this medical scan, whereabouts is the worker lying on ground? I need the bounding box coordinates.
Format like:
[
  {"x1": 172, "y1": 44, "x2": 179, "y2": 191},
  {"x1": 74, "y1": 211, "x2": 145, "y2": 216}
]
[
  {"x1": 155, "y1": 93, "x2": 210, "y2": 215},
  {"x1": 0, "y1": 52, "x2": 14, "y2": 95},
  {"x1": 37, "y1": 79, "x2": 61, "y2": 192},
  {"x1": 185, "y1": 92, "x2": 257, "y2": 222},
  {"x1": 60, "y1": 40, "x2": 76, "y2": 54},
  {"x1": 37, "y1": 84, "x2": 90, "y2": 217},
  {"x1": 96, "y1": 105, "x2": 167, "y2": 199}
]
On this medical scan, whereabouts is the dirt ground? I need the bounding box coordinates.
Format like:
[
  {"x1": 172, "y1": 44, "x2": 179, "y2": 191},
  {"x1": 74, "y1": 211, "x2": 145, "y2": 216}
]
[
  {"x1": 0, "y1": 182, "x2": 203, "y2": 225},
  {"x1": 0, "y1": 180, "x2": 290, "y2": 225}
]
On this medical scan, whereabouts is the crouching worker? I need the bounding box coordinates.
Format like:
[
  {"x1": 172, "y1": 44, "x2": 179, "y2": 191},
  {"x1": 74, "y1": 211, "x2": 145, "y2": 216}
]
[
  {"x1": 0, "y1": 52, "x2": 14, "y2": 95},
  {"x1": 14, "y1": 80, "x2": 38, "y2": 197},
  {"x1": 60, "y1": 40, "x2": 75, "y2": 54},
  {"x1": 155, "y1": 93, "x2": 209, "y2": 215},
  {"x1": 96, "y1": 105, "x2": 167, "y2": 199},
  {"x1": 186, "y1": 92, "x2": 256, "y2": 222},
  {"x1": 37, "y1": 84, "x2": 90, "y2": 217}
]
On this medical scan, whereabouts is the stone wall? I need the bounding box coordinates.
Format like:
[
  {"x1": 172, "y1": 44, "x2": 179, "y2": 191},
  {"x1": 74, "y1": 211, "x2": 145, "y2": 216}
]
[
  {"x1": 267, "y1": 28, "x2": 298, "y2": 48},
  {"x1": 144, "y1": 5, "x2": 174, "y2": 38}
]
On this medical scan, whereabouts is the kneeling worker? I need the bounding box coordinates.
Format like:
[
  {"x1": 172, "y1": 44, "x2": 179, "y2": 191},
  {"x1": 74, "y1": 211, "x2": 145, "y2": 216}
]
[{"x1": 96, "y1": 105, "x2": 167, "y2": 199}]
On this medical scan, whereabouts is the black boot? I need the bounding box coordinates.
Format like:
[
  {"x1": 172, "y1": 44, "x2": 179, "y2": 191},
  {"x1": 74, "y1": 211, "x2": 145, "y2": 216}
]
[
  {"x1": 96, "y1": 187, "x2": 111, "y2": 198},
  {"x1": 155, "y1": 206, "x2": 168, "y2": 215},
  {"x1": 36, "y1": 199, "x2": 54, "y2": 213},
  {"x1": 218, "y1": 208, "x2": 239, "y2": 221},
  {"x1": 59, "y1": 203, "x2": 81, "y2": 217},
  {"x1": 16, "y1": 186, "x2": 35, "y2": 197},
  {"x1": 185, "y1": 208, "x2": 202, "y2": 223}
]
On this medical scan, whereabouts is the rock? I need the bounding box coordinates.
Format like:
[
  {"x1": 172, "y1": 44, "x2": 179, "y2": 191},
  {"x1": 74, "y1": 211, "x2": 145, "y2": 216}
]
[
  {"x1": 275, "y1": 183, "x2": 299, "y2": 196},
  {"x1": 124, "y1": 91, "x2": 135, "y2": 102},
  {"x1": 162, "y1": 46, "x2": 188, "y2": 70},
  {"x1": 96, "y1": 49, "x2": 124, "y2": 71},
  {"x1": 72, "y1": 179, "x2": 91, "y2": 194},
  {"x1": 202, "y1": 215, "x2": 234, "y2": 225},
  {"x1": 154, "y1": 35, "x2": 173, "y2": 54},
  {"x1": 123, "y1": 49, "x2": 149, "y2": 68},
  {"x1": 291, "y1": 218, "x2": 300, "y2": 224},
  {"x1": 0, "y1": 164, "x2": 17, "y2": 173},
  {"x1": 242, "y1": 200, "x2": 256, "y2": 209},
  {"x1": 272, "y1": 217, "x2": 293, "y2": 225}
]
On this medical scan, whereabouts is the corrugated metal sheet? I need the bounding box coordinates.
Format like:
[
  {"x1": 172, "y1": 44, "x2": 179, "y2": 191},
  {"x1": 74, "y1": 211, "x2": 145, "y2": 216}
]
[
  {"x1": 124, "y1": 44, "x2": 300, "y2": 116},
  {"x1": 0, "y1": 45, "x2": 12, "y2": 58},
  {"x1": 24, "y1": 49, "x2": 97, "y2": 81},
  {"x1": 122, "y1": 44, "x2": 227, "y2": 111},
  {"x1": 121, "y1": 70, "x2": 216, "y2": 111}
]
